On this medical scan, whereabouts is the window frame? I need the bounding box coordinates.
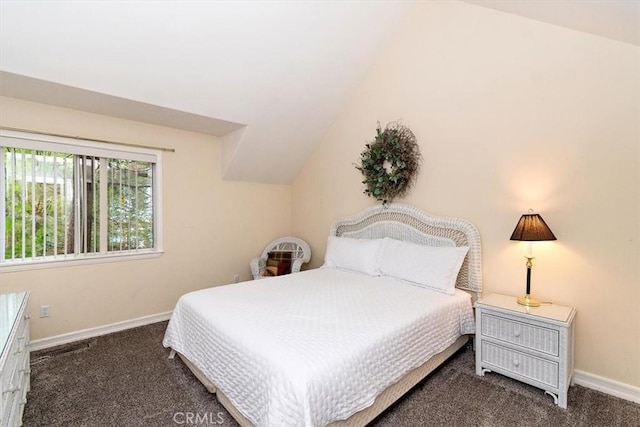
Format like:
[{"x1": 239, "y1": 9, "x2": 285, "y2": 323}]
[{"x1": 0, "y1": 129, "x2": 163, "y2": 272}]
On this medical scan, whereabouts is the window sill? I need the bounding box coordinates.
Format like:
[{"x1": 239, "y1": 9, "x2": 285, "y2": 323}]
[{"x1": 0, "y1": 251, "x2": 164, "y2": 273}]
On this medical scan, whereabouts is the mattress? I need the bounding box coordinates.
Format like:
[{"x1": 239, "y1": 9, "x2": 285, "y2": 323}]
[{"x1": 163, "y1": 268, "x2": 475, "y2": 427}]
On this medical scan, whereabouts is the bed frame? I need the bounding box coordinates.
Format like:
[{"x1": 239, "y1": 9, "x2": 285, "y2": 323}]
[{"x1": 172, "y1": 203, "x2": 482, "y2": 426}]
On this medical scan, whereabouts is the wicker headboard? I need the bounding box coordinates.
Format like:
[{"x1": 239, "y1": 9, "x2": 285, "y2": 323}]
[{"x1": 329, "y1": 204, "x2": 482, "y2": 297}]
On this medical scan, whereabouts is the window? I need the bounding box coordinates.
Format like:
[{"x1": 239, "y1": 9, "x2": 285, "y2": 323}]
[{"x1": 1, "y1": 129, "x2": 163, "y2": 270}]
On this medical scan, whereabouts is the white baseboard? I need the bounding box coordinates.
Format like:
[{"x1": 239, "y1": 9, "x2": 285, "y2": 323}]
[
  {"x1": 29, "y1": 311, "x2": 172, "y2": 352},
  {"x1": 573, "y1": 369, "x2": 640, "y2": 404},
  {"x1": 30, "y1": 314, "x2": 640, "y2": 406}
]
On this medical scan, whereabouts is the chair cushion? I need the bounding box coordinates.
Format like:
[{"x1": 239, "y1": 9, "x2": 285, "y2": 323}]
[{"x1": 264, "y1": 251, "x2": 293, "y2": 276}]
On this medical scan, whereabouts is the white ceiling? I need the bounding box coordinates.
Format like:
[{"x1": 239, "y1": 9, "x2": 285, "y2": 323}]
[
  {"x1": 463, "y1": 0, "x2": 640, "y2": 46},
  {"x1": 1, "y1": 1, "x2": 638, "y2": 184},
  {"x1": 0, "y1": 1, "x2": 412, "y2": 184}
]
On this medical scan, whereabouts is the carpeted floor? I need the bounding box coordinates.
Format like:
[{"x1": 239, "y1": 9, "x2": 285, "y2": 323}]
[{"x1": 23, "y1": 321, "x2": 639, "y2": 427}]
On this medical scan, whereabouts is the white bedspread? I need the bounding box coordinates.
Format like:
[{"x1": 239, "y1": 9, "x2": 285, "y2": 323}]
[{"x1": 163, "y1": 268, "x2": 475, "y2": 427}]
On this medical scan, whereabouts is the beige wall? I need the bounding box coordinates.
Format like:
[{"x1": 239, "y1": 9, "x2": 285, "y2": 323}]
[
  {"x1": 292, "y1": 2, "x2": 639, "y2": 387},
  {"x1": 0, "y1": 96, "x2": 292, "y2": 340}
]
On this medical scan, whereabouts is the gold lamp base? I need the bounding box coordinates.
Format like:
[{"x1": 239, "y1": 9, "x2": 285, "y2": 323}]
[{"x1": 517, "y1": 294, "x2": 541, "y2": 307}]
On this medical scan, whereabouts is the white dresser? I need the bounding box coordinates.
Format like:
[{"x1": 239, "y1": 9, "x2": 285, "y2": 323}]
[
  {"x1": 475, "y1": 293, "x2": 576, "y2": 408},
  {"x1": 0, "y1": 292, "x2": 30, "y2": 427}
]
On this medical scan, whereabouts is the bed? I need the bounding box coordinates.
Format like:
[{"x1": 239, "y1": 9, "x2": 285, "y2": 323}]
[{"x1": 163, "y1": 203, "x2": 482, "y2": 426}]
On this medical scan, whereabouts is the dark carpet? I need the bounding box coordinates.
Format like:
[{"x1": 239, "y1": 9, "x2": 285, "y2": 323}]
[{"x1": 23, "y1": 322, "x2": 639, "y2": 427}]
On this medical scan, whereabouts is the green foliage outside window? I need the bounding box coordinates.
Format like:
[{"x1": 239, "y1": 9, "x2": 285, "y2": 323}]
[{"x1": 2, "y1": 148, "x2": 154, "y2": 261}]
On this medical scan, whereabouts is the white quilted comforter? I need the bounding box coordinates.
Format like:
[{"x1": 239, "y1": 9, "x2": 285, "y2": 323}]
[{"x1": 163, "y1": 268, "x2": 475, "y2": 427}]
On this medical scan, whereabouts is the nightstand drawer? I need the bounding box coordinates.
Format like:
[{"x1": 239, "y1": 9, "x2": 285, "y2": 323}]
[
  {"x1": 481, "y1": 313, "x2": 559, "y2": 356},
  {"x1": 481, "y1": 341, "x2": 559, "y2": 388}
]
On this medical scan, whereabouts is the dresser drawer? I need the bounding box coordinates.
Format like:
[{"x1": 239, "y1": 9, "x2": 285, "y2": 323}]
[
  {"x1": 481, "y1": 313, "x2": 559, "y2": 356},
  {"x1": 3, "y1": 354, "x2": 30, "y2": 427},
  {"x1": 481, "y1": 341, "x2": 559, "y2": 388},
  {"x1": 1, "y1": 383, "x2": 16, "y2": 427},
  {"x1": 1, "y1": 318, "x2": 27, "y2": 393},
  {"x1": 1, "y1": 353, "x2": 27, "y2": 405},
  {"x1": 1, "y1": 292, "x2": 30, "y2": 427}
]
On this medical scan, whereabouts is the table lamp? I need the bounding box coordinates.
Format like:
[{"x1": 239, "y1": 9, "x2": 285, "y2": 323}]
[{"x1": 510, "y1": 210, "x2": 557, "y2": 307}]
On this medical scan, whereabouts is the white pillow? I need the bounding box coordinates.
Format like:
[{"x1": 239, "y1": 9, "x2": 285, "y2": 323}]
[
  {"x1": 378, "y1": 238, "x2": 469, "y2": 295},
  {"x1": 323, "y1": 236, "x2": 383, "y2": 276}
]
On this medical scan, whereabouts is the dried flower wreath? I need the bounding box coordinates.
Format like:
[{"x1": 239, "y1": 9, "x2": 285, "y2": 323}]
[{"x1": 355, "y1": 122, "x2": 421, "y2": 205}]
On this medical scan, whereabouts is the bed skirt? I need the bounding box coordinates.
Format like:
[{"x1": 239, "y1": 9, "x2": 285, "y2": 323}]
[{"x1": 175, "y1": 334, "x2": 469, "y2": 427}]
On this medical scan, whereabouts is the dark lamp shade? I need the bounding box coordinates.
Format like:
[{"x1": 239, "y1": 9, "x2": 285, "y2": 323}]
[{"x1": 510, "y1": 214, "x2": 557, "y2": 241}]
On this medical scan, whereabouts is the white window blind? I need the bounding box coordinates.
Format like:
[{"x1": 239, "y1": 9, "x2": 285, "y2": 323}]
[{"x1": 1, "y1": 129, "x2": 163, "y2": 270}]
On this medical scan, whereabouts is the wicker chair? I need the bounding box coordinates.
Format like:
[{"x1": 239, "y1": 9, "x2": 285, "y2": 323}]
[{"x1": 251, "y1": 237, "x2": 311, "y2": 279}]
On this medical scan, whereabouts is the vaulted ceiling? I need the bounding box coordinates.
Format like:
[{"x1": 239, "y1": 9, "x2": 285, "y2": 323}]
[{"x1": 1, "y1": 1, "x2": 638, "y2": 184}]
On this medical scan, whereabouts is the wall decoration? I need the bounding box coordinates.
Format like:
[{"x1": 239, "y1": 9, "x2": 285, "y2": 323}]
[{"x1": 355, "y1": 122, "x2": 421, "y2": 205}]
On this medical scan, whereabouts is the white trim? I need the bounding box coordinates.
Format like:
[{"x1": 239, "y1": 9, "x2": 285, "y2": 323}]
[
  {"x1": 0, "y1": 250, "x2": 164, "y2": 273},
  {"x1": 1, "y1": 129, "x2": 163, "y2": 268},
  {"x1": 29, "y1": 310, "x2": 172, "y2": 352},
  {"x1": 573, "y1": 369, "x2": 640, "y2": 404},
  {"x1": 1, "y1": 129, "x2": 159, "y2": 163},
  {"x1": 153, "y1": 151, "x2": 164, "y2": 252},
  {"x1": 26, "y1": 310, "x2": 640, "y2": 406}
]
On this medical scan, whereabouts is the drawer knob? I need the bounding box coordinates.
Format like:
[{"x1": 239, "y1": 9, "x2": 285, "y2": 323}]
[
  {"x1": 513, "y1": 359, "x2": 520, "y2": 367},
  {"x1": 514, "y1": 330, "x2": 521, "y2": 337}
]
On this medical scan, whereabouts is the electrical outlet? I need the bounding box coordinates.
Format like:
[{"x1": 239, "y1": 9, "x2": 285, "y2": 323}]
[
  {"x1": 40, "y1": 305, "x2": 50, "y2": 318},
  {"x1": 233, "y1": 274, "x2": 240, "y2": 283}
]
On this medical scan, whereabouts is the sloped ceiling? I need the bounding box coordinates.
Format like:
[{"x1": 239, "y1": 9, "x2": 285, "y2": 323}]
[
  {"x1": 1, "y1": 1, "x2": 638, "y2": 184},
  {"x1": 463, "y1": 0, "x2": 639, "y2": 47},
  {"x1": 0, "y1": 1, "x2": 413, "y2": 184}
]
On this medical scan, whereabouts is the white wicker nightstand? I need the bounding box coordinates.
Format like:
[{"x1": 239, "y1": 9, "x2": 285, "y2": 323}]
[{"x1": 475, "y1": 293, "x2": 576, "y2": 408}]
